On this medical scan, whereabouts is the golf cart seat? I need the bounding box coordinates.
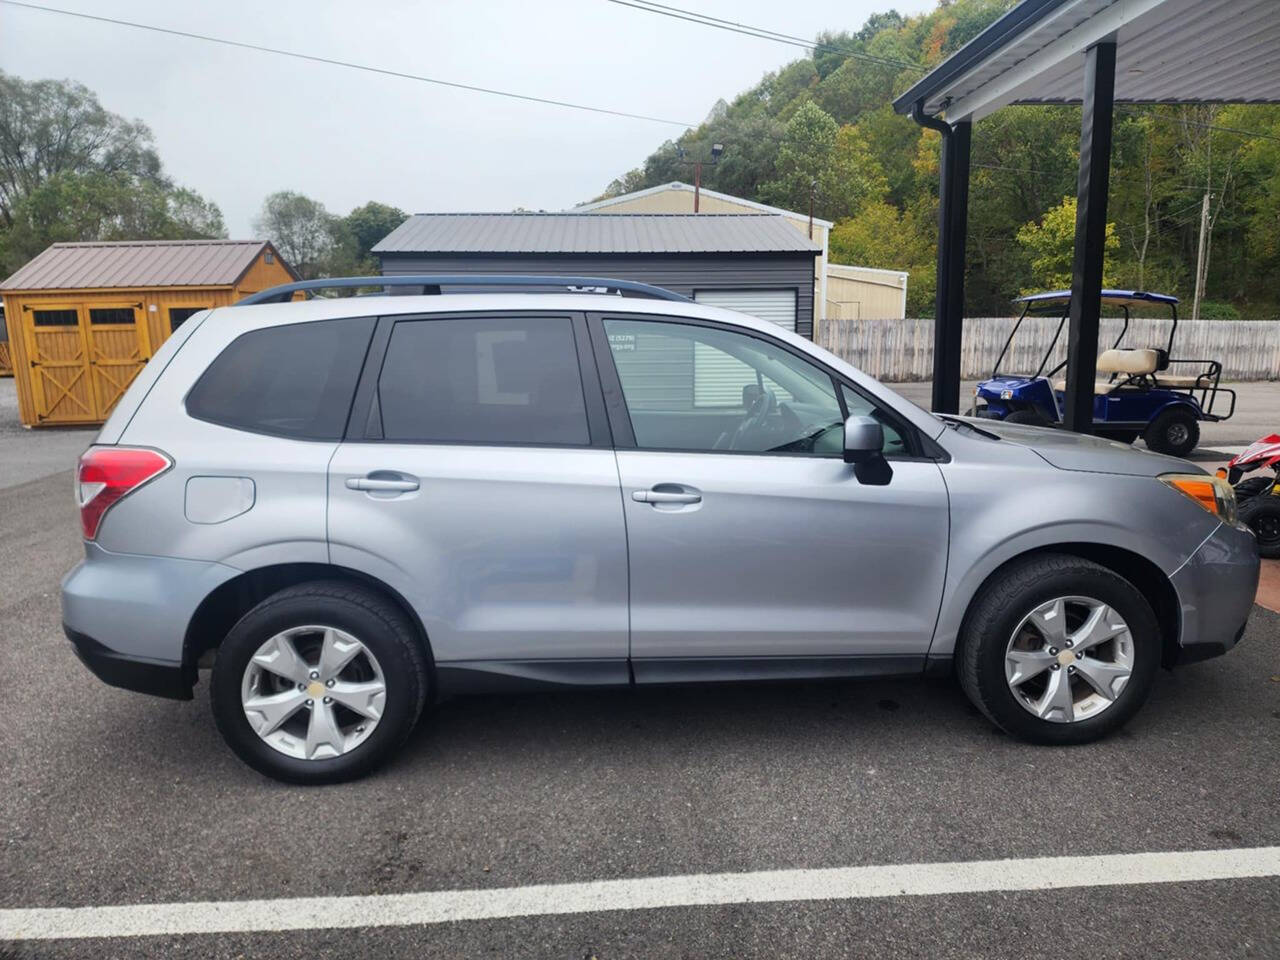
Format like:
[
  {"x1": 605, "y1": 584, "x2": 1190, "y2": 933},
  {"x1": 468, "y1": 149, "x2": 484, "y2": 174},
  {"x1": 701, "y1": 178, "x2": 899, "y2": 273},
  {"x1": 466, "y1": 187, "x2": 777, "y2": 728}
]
[{"x1": 1051, "y1": 348, "x2": 1159, "y2": 395}]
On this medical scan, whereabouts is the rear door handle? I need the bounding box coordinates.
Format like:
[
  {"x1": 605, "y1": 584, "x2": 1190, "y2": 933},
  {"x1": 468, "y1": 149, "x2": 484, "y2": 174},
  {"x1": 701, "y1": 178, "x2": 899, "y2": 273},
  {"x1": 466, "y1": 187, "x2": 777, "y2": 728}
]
[
  {"x1": 632, "y1": 489, "x2": 701, "y2": 504},
  {"x1": 346, "y1": 477, "x2": 419, "y2": 492}
]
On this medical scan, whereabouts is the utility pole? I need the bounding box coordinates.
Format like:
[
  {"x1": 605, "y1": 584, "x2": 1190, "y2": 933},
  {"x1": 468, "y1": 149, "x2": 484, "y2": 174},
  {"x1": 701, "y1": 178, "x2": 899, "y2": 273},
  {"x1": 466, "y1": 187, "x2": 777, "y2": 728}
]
[
  {"x1": 808, "y1": 179, "x2": 816, "y2": 239},
  {"x1": 1192, "y1": 190, "x2": 1211, "y2": 320},
  {"x1": 676, "y1": 143, "x2": 724, "y2": 213}
]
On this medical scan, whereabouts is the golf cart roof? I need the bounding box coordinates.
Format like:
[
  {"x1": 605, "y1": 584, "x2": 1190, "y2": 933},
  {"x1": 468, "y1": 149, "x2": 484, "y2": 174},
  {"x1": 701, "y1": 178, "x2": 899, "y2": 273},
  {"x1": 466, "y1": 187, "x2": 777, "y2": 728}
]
[{"x1": 1014, "y1": 289, "x2": 1179, "y2": 306}]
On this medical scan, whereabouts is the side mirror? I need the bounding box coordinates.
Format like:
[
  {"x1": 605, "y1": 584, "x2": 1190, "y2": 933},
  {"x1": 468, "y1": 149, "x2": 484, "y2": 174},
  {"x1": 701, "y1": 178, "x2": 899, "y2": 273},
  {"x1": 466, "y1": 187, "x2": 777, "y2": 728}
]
[
  {"x1": 843, "y1": 415, "x2": 893, "y2": 486},
  {"x1": 843, "y1": 415, "x2": 883, "y2": 464}
]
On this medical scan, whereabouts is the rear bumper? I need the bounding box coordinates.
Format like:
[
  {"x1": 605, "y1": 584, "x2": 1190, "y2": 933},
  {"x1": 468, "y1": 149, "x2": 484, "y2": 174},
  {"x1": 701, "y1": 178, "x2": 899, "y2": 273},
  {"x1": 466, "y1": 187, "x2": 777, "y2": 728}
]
[
  {"x1": 60, "y1": 542, "x2": 240, "y2": 698},
  {"x1": 65, "y1": 626, "x2": 193, "y2": 700},
  {"x1": 1170, "y1": 520, "x2": 1260, "y2": 665}
]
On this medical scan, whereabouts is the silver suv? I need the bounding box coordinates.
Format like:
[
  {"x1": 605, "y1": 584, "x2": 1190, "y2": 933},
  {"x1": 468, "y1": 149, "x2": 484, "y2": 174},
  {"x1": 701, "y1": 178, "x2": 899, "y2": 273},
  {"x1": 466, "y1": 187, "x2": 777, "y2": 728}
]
[{"x1": 62, "y1": 276, "x2": 1259, "y2": 783}]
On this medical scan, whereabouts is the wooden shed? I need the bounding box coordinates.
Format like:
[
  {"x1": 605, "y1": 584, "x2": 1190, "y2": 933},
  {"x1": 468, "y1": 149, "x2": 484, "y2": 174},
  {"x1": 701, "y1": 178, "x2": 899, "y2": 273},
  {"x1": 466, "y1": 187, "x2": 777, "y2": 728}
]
[{"x1": 0, "y1": 239, "x2": 297, "y2": 427}]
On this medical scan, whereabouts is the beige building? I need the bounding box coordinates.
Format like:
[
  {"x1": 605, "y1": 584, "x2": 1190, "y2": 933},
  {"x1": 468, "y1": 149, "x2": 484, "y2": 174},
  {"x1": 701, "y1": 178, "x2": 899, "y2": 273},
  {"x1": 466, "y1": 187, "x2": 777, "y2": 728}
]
[
  {"x1": 825, "y1": 263, "x2": 909, "y2": 320},
  {"x1": 575, "y1": 182, "x2": 909, "y2": 331}
]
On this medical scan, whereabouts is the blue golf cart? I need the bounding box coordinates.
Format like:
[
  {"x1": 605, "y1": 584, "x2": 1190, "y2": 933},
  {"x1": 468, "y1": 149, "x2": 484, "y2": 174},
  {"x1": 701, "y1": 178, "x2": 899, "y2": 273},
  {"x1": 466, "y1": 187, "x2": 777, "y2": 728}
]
[{"x1": 972, "y1": 290, "x2": 1234, "y2": 457}]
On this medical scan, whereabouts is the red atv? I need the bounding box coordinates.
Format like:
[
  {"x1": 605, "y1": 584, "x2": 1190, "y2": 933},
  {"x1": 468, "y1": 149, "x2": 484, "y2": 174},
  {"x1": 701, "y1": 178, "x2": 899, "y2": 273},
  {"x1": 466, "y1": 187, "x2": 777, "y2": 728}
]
[{"x1": 1218, "y1": 434, "x2": 1280, "y2": 558}]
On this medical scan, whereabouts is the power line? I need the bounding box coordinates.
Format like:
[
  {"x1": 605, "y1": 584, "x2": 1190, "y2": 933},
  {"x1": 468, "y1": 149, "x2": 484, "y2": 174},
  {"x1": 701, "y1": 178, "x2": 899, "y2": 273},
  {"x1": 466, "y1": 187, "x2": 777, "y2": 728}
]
[
  {"x1": 604, "y1": 0, "x2": 924, "y2": 73},
  {"x1": 0, "y1": 0, "x2": 697, "y2": 128},
  {"x1": 1117, "y1": 107, "x2": 1280, "y2": 144}
]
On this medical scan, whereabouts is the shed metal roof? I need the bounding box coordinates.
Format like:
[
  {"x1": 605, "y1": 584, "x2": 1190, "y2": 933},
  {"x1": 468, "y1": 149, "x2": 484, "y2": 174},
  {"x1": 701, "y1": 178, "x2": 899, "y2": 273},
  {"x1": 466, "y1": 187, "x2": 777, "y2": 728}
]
[
  {"x1": 895, "y1": 0, "x2": 1280, "y2": 121},
  {"x1": 1, "y1": 239, "x2": 290, "y2": 292},
  {"x1": 373, "y1": 213, "x2": 822, "y2": 256}
]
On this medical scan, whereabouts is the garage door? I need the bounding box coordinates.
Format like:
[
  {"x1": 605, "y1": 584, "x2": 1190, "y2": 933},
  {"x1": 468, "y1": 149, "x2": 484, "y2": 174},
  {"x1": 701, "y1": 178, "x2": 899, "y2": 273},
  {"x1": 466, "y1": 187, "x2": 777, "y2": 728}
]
[
  {"x1": 693, "y1": 289, "x2": 797, "y2": 332},
  {"x1": 690, "y1": 289, "x2": 799, "y2": 407}
]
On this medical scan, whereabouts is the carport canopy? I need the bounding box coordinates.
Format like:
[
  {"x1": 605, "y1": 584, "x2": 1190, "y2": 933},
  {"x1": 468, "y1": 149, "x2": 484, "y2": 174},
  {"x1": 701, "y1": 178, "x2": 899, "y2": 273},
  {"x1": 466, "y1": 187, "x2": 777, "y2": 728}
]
[{"x1": 893, "y1": 0, "x2": 1280, "y2": 426}]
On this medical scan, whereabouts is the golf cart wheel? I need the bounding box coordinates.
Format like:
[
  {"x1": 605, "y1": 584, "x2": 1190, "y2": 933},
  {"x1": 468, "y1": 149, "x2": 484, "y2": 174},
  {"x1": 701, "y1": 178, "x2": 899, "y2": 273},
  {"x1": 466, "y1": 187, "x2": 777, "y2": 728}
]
[
  {"x1": 1240, "y1": 496, "x2": 1280, "y2": 559},
  {"x1": 1005, "y1": 408, "x2": 1051, "y2": 427},
  {"x1": 1234, "y1": 477, "x2": 1276, "y2": 502},
  {"x1": 1143, "y1": 407, "x2": 1199, "y2": 457}
]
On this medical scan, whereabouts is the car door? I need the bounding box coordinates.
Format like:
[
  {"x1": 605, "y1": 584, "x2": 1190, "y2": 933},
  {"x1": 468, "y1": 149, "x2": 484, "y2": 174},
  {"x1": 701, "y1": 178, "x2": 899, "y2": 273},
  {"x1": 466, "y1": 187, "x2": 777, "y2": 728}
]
[
  {"x1": 590, "y1": 312, "x2": 950, "y2": 677},
  {"x1": 328, "y1": 311, "x2": 629, "y2": 683}
]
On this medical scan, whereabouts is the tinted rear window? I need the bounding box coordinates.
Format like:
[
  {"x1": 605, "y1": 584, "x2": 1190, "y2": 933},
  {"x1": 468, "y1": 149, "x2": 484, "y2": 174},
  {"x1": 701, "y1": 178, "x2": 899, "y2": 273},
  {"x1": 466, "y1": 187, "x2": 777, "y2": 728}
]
[
  {"x1": 376, "y1": 316, "x2": 589, "y2": 445},
  {"x1": 186, "y1": 316, "x2": 374, "y2": 440}
]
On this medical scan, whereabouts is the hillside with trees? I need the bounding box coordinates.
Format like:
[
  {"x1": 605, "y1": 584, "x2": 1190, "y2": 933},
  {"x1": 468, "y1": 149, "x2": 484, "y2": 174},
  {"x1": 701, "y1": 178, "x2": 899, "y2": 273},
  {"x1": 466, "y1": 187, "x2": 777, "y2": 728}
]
[{"x1": 594, "y1": 0, "x2": 1280, "y2": 320}]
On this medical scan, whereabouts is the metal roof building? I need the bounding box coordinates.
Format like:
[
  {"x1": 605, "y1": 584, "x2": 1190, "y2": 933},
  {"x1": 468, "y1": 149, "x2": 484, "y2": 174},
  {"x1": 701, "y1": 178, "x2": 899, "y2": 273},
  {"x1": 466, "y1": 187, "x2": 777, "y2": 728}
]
[
  {"x1": 375, "y1": 213, "x2": 823, "y2": 338},
  {"x1": 894, "y1": 0, "x2": 1280, "y2": 426},
  {"x1": 1, "y1": 239, "x2": 298, "y2": 427}
]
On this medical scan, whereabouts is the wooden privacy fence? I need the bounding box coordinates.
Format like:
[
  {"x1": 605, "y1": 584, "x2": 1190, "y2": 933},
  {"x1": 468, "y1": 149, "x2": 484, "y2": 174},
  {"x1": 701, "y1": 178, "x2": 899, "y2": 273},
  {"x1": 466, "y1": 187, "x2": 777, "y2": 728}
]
[{"x1": 817, "y1": 316, "x2": 1280, "y2": 382}]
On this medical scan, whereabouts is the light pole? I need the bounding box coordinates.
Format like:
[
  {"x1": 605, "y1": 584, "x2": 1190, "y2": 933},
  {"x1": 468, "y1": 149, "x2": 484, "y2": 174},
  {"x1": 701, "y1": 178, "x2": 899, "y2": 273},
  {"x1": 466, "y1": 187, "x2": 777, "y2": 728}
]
[{"x1": 676, "y1": 143, "x2": 724, "y2": 212}]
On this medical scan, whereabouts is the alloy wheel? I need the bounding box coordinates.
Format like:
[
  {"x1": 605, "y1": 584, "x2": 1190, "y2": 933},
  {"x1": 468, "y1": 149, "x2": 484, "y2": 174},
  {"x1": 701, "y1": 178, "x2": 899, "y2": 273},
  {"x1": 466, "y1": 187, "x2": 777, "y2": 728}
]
[
  {"x1": 1004, "y1": 596, "x2": 1134, "y2": 724},
  {"x1": 240, "y1": 625, "x2": 387, "y2": 760}
]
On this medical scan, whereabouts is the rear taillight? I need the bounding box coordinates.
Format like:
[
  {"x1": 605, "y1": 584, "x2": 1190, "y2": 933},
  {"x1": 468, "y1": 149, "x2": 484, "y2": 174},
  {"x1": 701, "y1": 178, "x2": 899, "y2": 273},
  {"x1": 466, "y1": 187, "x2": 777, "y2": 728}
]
[{"x1": 77, "y1": 447, "x2": 172, "y2": 540}]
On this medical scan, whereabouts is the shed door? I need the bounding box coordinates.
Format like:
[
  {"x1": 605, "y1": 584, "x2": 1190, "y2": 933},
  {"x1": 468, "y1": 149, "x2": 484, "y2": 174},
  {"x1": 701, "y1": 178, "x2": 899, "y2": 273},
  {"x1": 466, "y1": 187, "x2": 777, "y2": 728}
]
[
  {"x1": 693, "y1": 289, "x2": 797, "y2": 331},
  {"x1": 83, "y1": 302, "x2": 149, "y2": 420},
  {"x1": 22, "y1": 303, "x2": 96, "y2": 424}
]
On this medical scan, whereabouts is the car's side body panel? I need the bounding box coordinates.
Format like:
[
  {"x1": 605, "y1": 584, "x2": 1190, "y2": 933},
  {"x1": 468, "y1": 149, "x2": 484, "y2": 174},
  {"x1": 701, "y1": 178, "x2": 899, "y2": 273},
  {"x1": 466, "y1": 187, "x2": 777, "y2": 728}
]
[
  {"x1": 616, "y1": 449, "x2": 950, "y2": 660},
  {"x1": 328, "y1": 444, "x2": 630, "y2": 663}
]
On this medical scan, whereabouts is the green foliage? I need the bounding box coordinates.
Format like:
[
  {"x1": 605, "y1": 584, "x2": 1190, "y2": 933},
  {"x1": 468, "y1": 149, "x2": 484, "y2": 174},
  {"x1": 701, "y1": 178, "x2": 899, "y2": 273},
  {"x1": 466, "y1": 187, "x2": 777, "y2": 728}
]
[
  {"x1": 1197, "y1": 301, "x2": 1240, "y2": 321},
  {"x1": 830, "y1": 202, "x2": 936, "y2": 315},
  {"x1": 0, "y1": 71, "x2": 226, "y2": 274},
  {"x1": 597, "y1": 0, "x2": 1280, "y2": 319},
  {"x1": 253, "y1": 193, "x2": 408, "y2": 279},
  {"x1": 761, "y1": 102, "x2": 839, "y2": 212},
  {"x1": 1015, "y1": 197, "x2": 1118, "y2": 292}
]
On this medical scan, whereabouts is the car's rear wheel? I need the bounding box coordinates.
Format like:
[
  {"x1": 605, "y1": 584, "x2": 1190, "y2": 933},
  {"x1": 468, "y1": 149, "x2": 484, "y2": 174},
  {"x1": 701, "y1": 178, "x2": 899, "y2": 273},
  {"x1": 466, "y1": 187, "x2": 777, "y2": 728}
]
[
  {"x1": 211, "y1": 581, "x2": 429, "y2": 784},
  {"x1": 1144, "y1": 407, "x2": 1199, "y2": 457},
  {"x1": 1239, "y1": 496, "x2": 1280, "y2": 559},
  {"x1": 959, "y1": 554, "x2": 1160, "y2": 745}
]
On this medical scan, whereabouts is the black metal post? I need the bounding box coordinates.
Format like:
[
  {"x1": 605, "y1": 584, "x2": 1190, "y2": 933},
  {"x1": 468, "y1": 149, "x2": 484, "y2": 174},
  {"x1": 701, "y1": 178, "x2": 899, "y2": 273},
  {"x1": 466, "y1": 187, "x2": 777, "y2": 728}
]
[
  {"x1": 935, "y1": 119, "x2": 971, "y2": 415},
  {"x1": 1064, "y1": 41, "x2": 1116, "y2": 434}
]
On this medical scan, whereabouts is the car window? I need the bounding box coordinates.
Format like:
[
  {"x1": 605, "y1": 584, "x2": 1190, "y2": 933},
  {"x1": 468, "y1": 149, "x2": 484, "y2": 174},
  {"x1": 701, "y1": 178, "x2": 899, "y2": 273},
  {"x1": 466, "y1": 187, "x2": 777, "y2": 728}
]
[
  {"x1": 377, "y1": 315, "x2": 589, "y2": 445},
  {"x1": 603, "y1": 318, "x2": 845, "y2": 455},
  {"x1": 841, "y1": 383, "x2": 907, "y2": 456},
  {"x1": 185, "y1": 316, "x2": 374, "y2": 440}
]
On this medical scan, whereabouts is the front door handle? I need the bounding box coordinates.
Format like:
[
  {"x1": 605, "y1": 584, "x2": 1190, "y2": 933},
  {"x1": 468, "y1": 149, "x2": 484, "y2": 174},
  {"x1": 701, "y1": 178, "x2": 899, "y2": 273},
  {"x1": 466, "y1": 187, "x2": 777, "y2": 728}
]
[
  {"x1": 632, "y1": 488, "x2": 701, "y2": 504},
  {"x1": 346, "y1": 477, "x2": 419, "y2": 492}
]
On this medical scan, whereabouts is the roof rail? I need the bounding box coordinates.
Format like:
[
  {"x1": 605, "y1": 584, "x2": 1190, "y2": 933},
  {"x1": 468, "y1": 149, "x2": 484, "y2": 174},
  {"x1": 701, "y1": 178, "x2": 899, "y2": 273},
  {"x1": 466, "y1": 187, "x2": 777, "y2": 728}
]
[{"x1": 235, "y1": 275, "x2": 692, "y2": 306}]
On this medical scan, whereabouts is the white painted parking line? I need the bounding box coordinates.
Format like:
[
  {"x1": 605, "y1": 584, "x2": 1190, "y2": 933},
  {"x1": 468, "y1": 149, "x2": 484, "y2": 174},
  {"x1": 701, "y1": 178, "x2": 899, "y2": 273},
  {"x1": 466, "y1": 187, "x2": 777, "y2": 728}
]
[{"x1": 3, "y1": 846, "x2": 1278, "y2": 941}]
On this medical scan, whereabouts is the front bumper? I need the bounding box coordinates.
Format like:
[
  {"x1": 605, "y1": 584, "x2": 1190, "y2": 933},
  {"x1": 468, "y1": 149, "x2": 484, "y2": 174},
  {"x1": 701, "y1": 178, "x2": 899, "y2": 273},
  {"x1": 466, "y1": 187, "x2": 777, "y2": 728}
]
[{"x1": 1170, "y1": 520, "x2": 1260, "y2": 665}]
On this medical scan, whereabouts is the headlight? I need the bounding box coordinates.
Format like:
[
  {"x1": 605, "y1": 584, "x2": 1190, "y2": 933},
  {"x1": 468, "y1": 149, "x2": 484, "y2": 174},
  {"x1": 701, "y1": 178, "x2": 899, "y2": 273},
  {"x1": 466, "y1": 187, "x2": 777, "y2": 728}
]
[
  {"x1": 1000, "y1": 389, "x2": 1014, "y2": 400},
  {"x1": 1160, "y1": 473, "x2": 1237, "y2": 525}
]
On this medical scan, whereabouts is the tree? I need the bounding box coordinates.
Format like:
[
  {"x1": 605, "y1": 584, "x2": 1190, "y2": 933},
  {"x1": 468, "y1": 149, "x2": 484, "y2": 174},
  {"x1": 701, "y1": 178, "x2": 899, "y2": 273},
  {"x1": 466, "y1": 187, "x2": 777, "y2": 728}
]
[
  {"x1": 341, "y1": 201, "x2": 407, "y2": 266},
  {"x1": 0, "y1": 71, "x2": 225, "y2": 273},
  {"x1": 1015, "y1": 196, "x2": 1118, "y2": 292},
  {"x1": 0, "y1": 70, "x2": 161, "y2": 227},
  {"x1": 253, "y1": 191, "x2": 338, "y2": 279},
  {"x1": 819, "y1": 124, "x2": 889, "y2": 221},
  {"x1": 830, "y1": 201, "x2": 937, "y2": 315},
  {"x1": 761, "y1": 102, "x2": 839, "y2": 213}
]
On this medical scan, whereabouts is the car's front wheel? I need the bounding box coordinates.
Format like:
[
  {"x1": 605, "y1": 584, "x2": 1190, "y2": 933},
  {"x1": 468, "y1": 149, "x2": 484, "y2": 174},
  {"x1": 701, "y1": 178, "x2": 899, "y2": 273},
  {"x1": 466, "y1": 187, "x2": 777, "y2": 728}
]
[
  {"x1": 211, "y1": 581, "x2": 429, "y2": 784},
  {"x1": 958, "y1": 554, "x2": 1160, "y2": 745}
]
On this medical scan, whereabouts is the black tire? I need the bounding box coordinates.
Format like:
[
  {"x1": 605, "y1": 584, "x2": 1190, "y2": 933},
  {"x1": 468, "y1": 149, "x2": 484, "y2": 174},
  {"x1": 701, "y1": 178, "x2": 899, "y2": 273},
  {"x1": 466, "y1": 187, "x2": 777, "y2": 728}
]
[
  {"x1": 1143, "y1": 407, "x2": 1199, "y2": 457},
  {"x1": 958, "y1": 554, "x2": 1161, "y2": 745},
  {"x1": 1004, "y1": 408, "x2": 1051, "y2": 426},
  {"x1": 1234, "y1": 476, "x2": 1276, "y2": 502},
  {"x1": 1099, "y1": 429, "x2": 1139, "y2": 445},
  {"x1": 1240, "y1": 496, "x2": 1280, "y2": 559},
  {"x1": 211, "y1": 581, "x2": 430, "y2": 784}
]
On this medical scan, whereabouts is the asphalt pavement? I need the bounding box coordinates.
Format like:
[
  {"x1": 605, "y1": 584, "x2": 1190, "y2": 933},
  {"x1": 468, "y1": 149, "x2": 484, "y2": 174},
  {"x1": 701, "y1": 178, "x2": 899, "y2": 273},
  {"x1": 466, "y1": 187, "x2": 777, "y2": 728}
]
[{"x1": 1, "y1": 378, "x2": 1278, "y2": 958}]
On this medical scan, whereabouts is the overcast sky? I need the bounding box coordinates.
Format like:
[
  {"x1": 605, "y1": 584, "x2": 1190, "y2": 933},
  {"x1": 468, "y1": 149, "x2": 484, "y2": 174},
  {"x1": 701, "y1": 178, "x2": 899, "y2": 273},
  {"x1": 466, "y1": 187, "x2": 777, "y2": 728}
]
[{"x1": 0, "y1": 0, "x2": 935, "y2": 237}]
